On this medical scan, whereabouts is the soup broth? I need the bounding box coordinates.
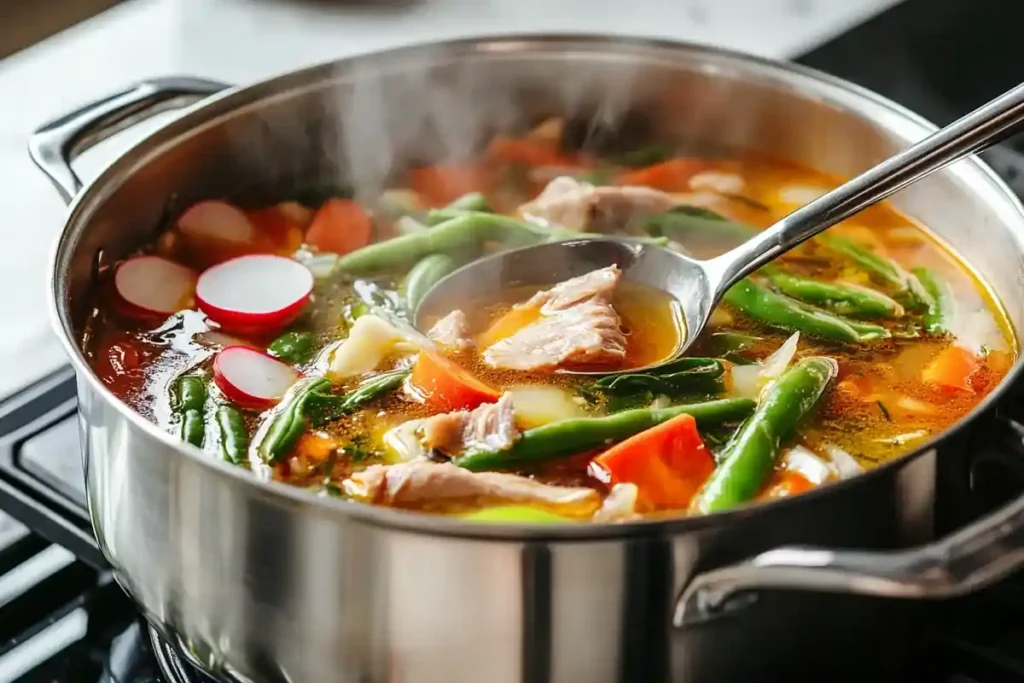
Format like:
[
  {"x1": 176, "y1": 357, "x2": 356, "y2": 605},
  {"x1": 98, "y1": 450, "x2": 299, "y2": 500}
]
[{"x1": 83, "y1": 120, "x2": 1016, "y2": 523}]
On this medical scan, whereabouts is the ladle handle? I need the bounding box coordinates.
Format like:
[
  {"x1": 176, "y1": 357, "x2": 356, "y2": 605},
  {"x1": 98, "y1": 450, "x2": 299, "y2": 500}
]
[{"x1": 709, "y1": 80, "x2": 1024, "y2": 289}]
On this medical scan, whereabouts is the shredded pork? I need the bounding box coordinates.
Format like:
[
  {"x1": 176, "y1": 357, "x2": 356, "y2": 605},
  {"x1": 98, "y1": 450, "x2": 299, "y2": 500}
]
[
  {"x1": 421, "y1": 393, "x2": 519, "y2": 455},
  {"x1": 343, "y1": 461, "x2": 601, "y2": 514},
  {"x1": 483, "y1": 266, "x2": 627, "y2": 371}
]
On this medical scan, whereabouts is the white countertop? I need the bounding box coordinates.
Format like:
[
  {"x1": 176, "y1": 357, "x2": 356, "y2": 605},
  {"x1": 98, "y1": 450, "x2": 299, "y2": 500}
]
[{"x1": 0, "y1": 0, "x2": 900, "y2": 399}]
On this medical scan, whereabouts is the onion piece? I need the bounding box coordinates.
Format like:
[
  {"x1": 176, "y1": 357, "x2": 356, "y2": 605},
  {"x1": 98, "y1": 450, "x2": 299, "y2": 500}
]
[
  {"x1": 729, "y1": 332, "x2": 800, "y2": 399},
  {"x1": 781, "y1": 445, "x2": 834, "y2": 485},
  {"x1": 383, "y1": 418, "x2": 428, "y2": 463},
  {"x1": 114, "y1": 256, "x2": 198, "y2": 319},
  {"x1": 822, "y1": 443, "x2": 863, "y2": 480},
  {"x1": 378, "y1": 189, "x2": 424, "y2": 219},
  {"x1": 195, "y1": 255, "x2": 313, "y2": 334},
  {"x1": 594, "y1": 483, "x2": 640, "y2": 523},
  {"x1": 213, "y1": 346, "x2": 299, "y2": 409},
  {"x1": 326, "y1": 314, "x2": 422, "y2": 380},
  {"x1": 760, "y1": 332, "x2": 800, "y2": 386},
  {"x1": 299, "y1": 253, "x2": 341, "y2": 280},
  {"x1": 178, "y1": 200, "x2": 255, "y2": 244},
  {"x1": 394, "y1": 216, "x2": 429, "y2": 235}
]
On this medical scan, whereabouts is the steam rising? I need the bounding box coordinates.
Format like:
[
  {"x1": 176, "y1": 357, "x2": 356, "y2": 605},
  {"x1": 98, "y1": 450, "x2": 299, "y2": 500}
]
[
  {"x1": 224, "y1": 41, "x2": 763, "y2": 208},
  {"x1": 332, "y1": 47, "x2": 646, "y2": 201}
]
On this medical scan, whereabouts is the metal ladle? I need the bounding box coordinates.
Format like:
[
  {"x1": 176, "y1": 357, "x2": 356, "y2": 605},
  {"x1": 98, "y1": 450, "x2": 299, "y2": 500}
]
[{"x1": 415, "y1": 81, "x2": 1024, "y2": 375}]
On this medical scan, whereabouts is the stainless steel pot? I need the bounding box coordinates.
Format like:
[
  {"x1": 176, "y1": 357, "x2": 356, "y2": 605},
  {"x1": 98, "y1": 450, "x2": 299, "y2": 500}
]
[{"x1": 30, "y1": 35, "x2": 1024, "y2": 682}]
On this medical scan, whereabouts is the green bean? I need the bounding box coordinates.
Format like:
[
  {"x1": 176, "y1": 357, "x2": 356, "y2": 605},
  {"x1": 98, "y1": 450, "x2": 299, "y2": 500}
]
[
  {"x1": 593, "y1": 358, "x2": 726, "y2": 407},
  {"x1": 306, "y1": 369, "x2": 410, "y2": 427},
  {"x1": 339, "y1": 213, "x2": 553, "y2": 273},
  {"x1": 267, "y1": 330, "x2": 314, "y2": 365},
  {"x1": 216, "y1": 405, "x2": 249, "y2": 464},
  {"x1": 818, "y1": 235, "x2": 932, "y2": 312},
  {"x1": 455, "y1": 397, "x2": 756, "y2": 472},
  {"x1": 913, "y1": 267, "x2": 956, "y2": 335},
  {"x1": 171, "y1": 376, "x2": 207, "y2": 447},
  {"x1": 642, "y1": 207, "x2": 759, "y2": 251},
  {"x1": 173, "y1": 375, "x2": 207, "y2": 413},
  {"x1": 179, "y1": 410, "x2": 205, "y2": 448},
  {"x1": 343, "y1": 211, "x2": 665, "y2": 273},
  {"x1": 258, "y1": 371, "x2": 410, "y2": 463},
  {"x1": 722, "y1": 279, "x2": 889, "y2": 343},
  {"x1": 446, "y1": 192, "x2": 491, "y2": 212},
  {"x1": 402, "y1": 254, "x2": 458, "y2": 311},
  {"x1": 424, "y1": 208, "x2": 468, "y2": 226},
  {"x1": 692, "y1": 356, "x2": 837, "y2": 513},
  {"x1": 257, "y1": 379, "x2": 322, "y2": 464},
  {"x1": 426, "y1": 195, "x2": 493, "y2": 226},
  {"x1": 707, "y1": 332, "x2": 763, "y2": 364},
  {"x1": 762, "y1": 265, "x2": 904, "y2": 319}
]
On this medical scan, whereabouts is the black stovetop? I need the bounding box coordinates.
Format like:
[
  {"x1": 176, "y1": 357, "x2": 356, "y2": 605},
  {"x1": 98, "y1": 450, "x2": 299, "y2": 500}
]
[{"x1": 5, "y1": 0, "x2": 1024, "y2": 680}]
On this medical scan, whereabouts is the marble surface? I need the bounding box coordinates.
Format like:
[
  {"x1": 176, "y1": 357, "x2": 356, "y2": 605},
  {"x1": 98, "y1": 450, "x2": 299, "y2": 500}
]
[{"x1": 0, "y1": 0, "x2": 901, "y2": 399}]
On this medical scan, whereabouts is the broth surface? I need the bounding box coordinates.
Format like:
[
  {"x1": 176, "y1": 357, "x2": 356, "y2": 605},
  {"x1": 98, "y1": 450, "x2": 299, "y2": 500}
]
[{"x1": 83, "y1": 122, "x2": 1016, "y2": 523}]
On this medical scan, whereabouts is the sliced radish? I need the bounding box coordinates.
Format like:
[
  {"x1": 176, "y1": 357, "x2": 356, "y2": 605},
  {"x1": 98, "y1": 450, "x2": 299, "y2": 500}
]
[
  {"x1": 114, "y1": 256, "x2": 198, "y2": 319},
  {"x1": 195, "y1": 255, "x2": 313, "y2": 334},
  {"x1": 214, "y1": 346, "x2": 299, "y2": 409},
  {"x1": 178, "y1": 200, "x2": 255, "y2": 244}
]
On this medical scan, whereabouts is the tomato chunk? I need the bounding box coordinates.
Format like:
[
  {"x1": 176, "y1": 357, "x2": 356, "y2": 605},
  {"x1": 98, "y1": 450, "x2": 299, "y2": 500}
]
[{"x1": 593, "y1": 413, "x2": 714, "y2": 508}]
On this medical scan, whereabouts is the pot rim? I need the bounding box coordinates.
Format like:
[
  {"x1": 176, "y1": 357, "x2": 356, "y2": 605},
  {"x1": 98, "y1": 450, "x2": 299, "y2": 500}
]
[{"x1": 49, "y1": 32, "x2": 1024, "y2": 542}]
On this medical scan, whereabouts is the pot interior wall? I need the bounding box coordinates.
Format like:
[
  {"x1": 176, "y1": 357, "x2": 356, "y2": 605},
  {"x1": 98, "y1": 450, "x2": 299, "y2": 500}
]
[{"x1": 57, "y1": 38, "x2": 1024, "y2": 359}]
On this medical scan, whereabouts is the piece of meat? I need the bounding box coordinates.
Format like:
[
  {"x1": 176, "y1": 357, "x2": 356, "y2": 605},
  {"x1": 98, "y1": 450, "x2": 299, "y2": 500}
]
[
  {"x1": 427, "y1": 309, "x2": 472, "y2": 351},
  {"x1": 343, "y1": 461, "x2": 601, "y2": 514},
  {"x1": 519, "y1": 176, "x2": 597, "y2": 231},
  {"x1": 522, "y1": 264, "x2": 621, "y2": 312},
  {"x1": 421, "y1": 393, "x2": 519, "y2": 455},
  {"x1": 590, "y1": 185, "x2": 679, "y2": 225},
  {"x1": 483, "y1": 266, "x2": 627, "y2": 372},
  {"x1": 518, "y1": 176, "x2": 680, "y2": 232},
  {"x1": 484, "y1": 300, "x2": 626, "y2": 371}
]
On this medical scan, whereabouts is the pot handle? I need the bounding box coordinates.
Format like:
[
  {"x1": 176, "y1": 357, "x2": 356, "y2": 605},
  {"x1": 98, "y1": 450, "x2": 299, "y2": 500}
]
[
  {"x1": 674, "y1": 424, "x2": 1024, "y2": 628},
  {"x1": 28, "y1": 77, "x2": 229, "y2": 204}
]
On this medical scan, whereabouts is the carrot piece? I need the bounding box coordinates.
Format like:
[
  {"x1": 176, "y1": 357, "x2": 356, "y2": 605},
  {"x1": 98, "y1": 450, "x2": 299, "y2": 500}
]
[
  {"x1": 304, "y1": 199, "x2": 373, "y2": 255},
  {"x1": 248, "y1": 206, "x2": 305, "y2": 254},
  {"x1": 410, "y1": 352, "x2": 501, "y2": 412},
  {"x1": 616, "y1": 158, "x2": 708, "y2": 191},
  {"x1": 922, "y1": 345, "x2": 979, "y2": 393},
  {"x1": 294, "y1": 432, "x2": 341, "y2": 465},
  {"x1": 593, "y1": 413, "x2": 714, "y2": 509},
  {"x1": 758, "y1": 470, "x2": 815, "y2": 500},
  {"x1": 485, "y1": 136, "x2": 572, "y2": 167},
  {"x1": 408, "y1": 165, "x2": 492, "y2": 206}
]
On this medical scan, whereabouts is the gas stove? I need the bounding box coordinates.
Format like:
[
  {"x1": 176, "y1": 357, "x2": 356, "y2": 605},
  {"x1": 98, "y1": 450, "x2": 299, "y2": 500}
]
[{"x1": 5, "y1": 0, "x2": 1024, "y2": 681}]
